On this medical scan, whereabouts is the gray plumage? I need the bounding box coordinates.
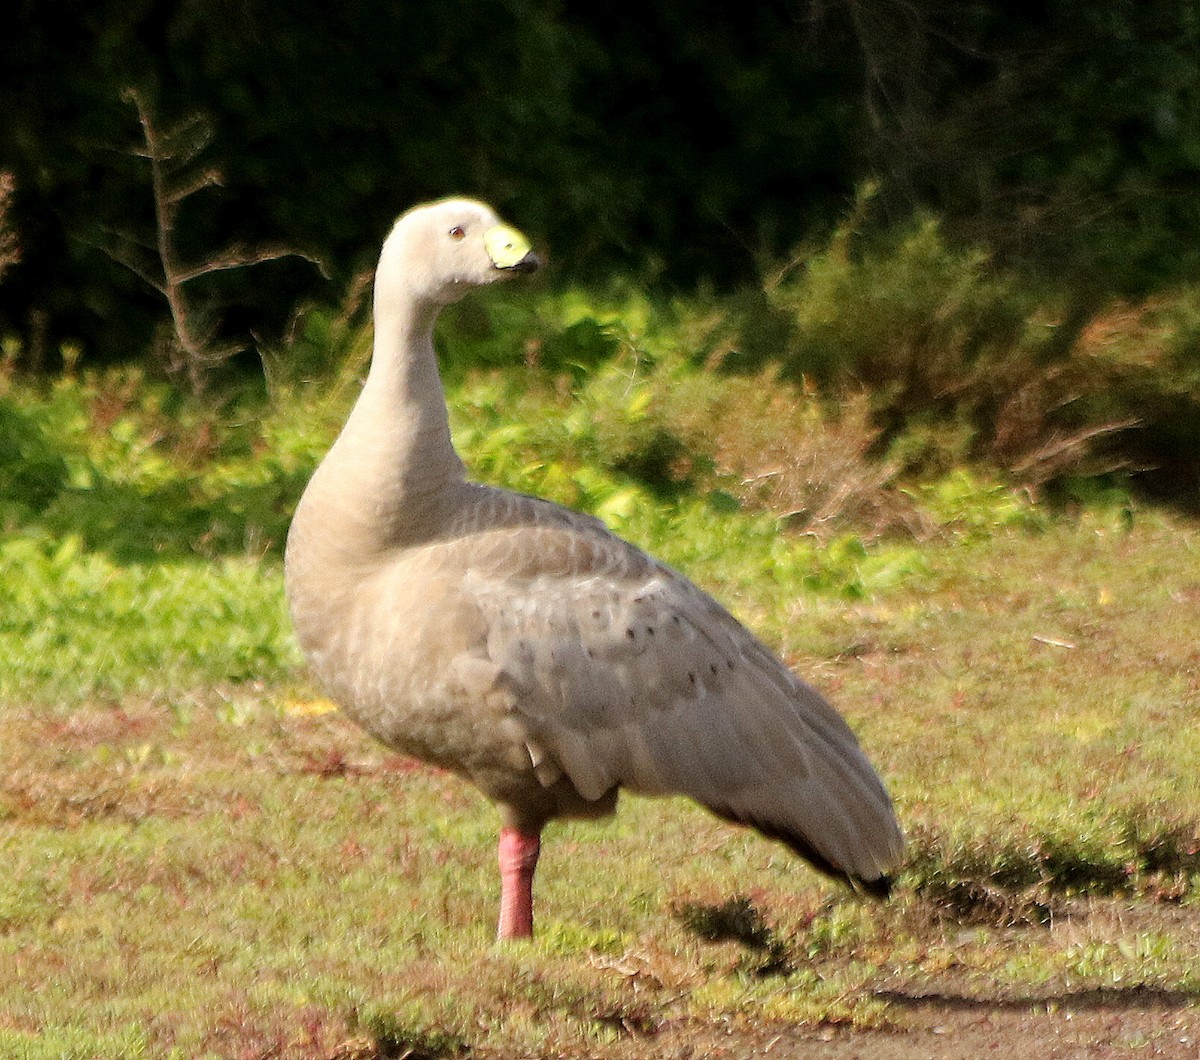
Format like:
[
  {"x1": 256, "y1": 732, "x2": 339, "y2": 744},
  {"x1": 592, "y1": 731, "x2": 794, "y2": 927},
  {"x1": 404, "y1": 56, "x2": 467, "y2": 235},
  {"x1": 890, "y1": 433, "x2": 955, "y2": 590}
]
[{"x1": 285, "y1": 199, "x2": 903, "y2": 930}]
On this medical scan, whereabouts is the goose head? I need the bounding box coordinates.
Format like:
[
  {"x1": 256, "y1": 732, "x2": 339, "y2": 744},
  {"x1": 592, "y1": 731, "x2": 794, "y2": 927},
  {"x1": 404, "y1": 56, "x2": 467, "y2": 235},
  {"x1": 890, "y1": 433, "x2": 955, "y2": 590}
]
[{"x1": 376, "y1": 198, "x2": 539, "y2": 312}]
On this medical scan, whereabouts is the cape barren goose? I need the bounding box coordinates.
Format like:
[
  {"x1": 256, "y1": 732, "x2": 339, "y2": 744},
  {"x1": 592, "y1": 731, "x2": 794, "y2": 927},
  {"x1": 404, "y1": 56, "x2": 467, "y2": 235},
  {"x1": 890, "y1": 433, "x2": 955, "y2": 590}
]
[{"x1": 285, "y1": 199, "x2": 904, "y2": 940}]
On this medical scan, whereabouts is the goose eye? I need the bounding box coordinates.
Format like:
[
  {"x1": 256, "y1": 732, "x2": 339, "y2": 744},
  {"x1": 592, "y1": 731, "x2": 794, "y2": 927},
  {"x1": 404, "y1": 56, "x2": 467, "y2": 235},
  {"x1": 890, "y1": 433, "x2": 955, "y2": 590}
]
[{"x1": 448, "y1": 225, "x2": 466, "y2": 241}]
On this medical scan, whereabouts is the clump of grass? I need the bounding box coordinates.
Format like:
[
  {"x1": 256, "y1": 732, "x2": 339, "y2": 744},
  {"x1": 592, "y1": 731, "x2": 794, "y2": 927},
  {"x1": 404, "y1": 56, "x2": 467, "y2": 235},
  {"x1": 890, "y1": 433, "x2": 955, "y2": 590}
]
[
  {"x1": 905, "y1": 812, "x2": 1200, "y2": 927},
  {"x1": 913, "y1": 468, "x2": 1049, "y2": 538},
  {"x1": 0, "y1": 1022, "x2": 154, "y2": 1060},
  {"x1": 586, "y1": 1004, "x2": 661, "y2": 1040},
  {"x1": 1117, "y1": 813, "x2": 1200, "y2": 900},
  {"x1": 358, "y1": 1011, "x2": 469, "y2": 1059},
  {"x1": 622, "y1": 359, "x2": 922, "y2": 539}
]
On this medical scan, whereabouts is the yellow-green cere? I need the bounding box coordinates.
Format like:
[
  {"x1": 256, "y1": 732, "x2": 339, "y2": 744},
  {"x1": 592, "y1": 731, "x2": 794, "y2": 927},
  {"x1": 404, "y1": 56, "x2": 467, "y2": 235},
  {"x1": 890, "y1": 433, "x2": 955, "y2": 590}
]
[{"x1": 485, "y1": 223, "x2": 532, "y2": 269}]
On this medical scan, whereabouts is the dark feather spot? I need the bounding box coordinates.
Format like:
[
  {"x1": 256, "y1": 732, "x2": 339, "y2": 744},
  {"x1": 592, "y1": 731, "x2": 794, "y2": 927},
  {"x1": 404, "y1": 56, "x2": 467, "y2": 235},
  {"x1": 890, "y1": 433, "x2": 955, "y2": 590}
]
[{"x1": 626, "y1": 628, "x2": 636, "y2": 639}]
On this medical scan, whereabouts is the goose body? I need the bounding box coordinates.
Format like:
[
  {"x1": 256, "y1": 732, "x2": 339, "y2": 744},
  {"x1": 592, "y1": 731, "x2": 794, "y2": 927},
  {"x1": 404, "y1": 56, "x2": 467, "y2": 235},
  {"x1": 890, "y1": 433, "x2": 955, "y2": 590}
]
[{"x1": 285, "y1": 199, "x2": 904, "y2": 938}]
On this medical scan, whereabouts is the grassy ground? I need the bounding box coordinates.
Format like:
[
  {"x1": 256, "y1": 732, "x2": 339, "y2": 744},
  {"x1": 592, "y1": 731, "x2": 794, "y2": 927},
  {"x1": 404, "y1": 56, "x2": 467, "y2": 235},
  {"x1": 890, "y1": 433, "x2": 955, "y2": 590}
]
[{"x1": 2, "y1": 485, "x2": 1198, "y2": 1056}]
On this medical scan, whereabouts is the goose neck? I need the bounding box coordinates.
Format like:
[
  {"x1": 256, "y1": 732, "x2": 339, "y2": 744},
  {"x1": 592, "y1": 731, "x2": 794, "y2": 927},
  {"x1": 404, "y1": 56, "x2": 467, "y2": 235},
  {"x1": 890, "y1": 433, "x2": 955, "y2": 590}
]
[{"x1": 321, "y1": 297, "x2": 465, "y2": 549}]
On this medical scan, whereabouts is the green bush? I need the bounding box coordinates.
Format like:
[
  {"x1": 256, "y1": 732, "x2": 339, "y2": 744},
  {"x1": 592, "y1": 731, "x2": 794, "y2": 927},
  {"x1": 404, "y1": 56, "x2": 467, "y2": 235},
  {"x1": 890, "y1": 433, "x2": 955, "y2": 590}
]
[
  {"x1": 773, "y1": 204, "x2": 1032, "y2": 398},
  {"x1": 0, "y1": 398, "x2": 70, "y2": 518},
  {"x1": 745, "y1": 198, "x2": 1199, "y2": 495}
]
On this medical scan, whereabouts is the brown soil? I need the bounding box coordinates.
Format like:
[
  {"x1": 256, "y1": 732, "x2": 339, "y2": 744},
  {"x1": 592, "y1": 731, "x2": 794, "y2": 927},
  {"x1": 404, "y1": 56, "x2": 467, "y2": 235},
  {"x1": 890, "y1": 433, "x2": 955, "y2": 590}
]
[{"x1": 769, "y1": 986, "x2": 1200, "y2": 1059}]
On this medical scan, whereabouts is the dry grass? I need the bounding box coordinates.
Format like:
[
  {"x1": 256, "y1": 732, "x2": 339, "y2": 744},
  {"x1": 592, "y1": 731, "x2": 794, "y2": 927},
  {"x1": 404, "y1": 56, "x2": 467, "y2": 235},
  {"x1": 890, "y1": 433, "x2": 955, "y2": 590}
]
[{"x1": 697, "y1": 378, "x2": 924, "y2": 539}]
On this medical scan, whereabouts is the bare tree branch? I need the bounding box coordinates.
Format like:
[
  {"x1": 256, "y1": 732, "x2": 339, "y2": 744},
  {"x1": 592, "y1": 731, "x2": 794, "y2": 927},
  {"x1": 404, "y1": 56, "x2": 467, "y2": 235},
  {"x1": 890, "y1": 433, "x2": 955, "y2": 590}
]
[
  {"x1": 101, "y1": 87, "x2": 326, "y2": 395},
  {"x1": 98, "y1": 238, "x2": 167, "y2": 294},
  {"x1": 174, "y1": 243, "x2": 325, "y2": 285},
  {"x1": 164, "y1": 168, "x2": 223, "y2": 206}
]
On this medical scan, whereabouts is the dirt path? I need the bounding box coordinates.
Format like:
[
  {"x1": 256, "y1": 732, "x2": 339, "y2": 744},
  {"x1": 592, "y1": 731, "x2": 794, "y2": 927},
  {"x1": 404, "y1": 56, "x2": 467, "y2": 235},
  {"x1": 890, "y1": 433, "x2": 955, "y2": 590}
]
[{"x1": 757, "y1": 987, "x2": 1200, "y2": 1059}]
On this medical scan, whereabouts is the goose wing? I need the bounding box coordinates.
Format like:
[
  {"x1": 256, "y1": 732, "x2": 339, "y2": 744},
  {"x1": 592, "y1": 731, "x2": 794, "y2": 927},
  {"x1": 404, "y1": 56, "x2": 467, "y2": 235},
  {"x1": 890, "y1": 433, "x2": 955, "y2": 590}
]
[{"x1": 457, "y1": 505, "x2": 903, "y2": 888}]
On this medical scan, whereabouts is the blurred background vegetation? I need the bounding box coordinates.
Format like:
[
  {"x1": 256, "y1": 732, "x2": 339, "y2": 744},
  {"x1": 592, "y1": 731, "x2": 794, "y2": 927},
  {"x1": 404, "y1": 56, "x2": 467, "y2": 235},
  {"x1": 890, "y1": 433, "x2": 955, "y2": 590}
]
[{"x1": 1, "y1": 0, "x2": 1199, "y2": 507}]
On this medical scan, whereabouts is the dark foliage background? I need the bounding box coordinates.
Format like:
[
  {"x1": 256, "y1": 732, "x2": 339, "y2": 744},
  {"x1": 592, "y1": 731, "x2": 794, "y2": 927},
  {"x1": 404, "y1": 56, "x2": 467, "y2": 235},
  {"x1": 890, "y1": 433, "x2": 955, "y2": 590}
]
[{"x1": 1, "y1": 0, "x2": 1198, "y2": 367}]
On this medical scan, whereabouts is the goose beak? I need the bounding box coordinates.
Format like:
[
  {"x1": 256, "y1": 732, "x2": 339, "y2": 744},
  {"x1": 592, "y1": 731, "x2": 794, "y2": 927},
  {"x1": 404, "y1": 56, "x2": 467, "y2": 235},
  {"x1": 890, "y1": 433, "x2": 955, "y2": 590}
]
[{"x1": 485, "y1": 224, "x2": 539, "y2": 274}]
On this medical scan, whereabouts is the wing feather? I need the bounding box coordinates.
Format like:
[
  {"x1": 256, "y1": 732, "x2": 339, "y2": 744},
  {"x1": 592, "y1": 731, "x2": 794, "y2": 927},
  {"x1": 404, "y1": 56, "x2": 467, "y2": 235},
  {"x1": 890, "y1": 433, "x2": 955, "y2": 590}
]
[{"x1": 454, "y1": 501, "x2": 903, "y2": 885}]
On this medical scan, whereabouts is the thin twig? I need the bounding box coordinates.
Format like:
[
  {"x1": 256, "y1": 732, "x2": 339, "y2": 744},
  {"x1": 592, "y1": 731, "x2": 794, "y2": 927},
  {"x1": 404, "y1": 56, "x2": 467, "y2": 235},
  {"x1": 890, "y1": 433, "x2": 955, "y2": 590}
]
[{"x1": 1032, "y1": 634, "x2": 1077, "y2": 649}]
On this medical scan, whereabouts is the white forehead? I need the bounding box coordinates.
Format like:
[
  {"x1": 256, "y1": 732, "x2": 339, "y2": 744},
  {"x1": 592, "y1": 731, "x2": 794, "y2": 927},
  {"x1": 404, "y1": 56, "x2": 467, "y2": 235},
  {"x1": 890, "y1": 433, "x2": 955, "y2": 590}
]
[{"x1": 395, "y1": 198, "x2": 498, "y2": 233}]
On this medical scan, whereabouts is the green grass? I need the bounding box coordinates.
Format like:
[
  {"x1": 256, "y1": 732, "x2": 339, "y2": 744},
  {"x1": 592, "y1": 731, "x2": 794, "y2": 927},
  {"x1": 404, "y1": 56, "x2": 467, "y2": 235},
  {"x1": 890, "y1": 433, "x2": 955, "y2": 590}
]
[
  {"x1": 2, "y1": 351, "x2": 1199, "y2": 1055},
  {"x1": 0, "y1": 535, "x2": 296, "y2": 705}
]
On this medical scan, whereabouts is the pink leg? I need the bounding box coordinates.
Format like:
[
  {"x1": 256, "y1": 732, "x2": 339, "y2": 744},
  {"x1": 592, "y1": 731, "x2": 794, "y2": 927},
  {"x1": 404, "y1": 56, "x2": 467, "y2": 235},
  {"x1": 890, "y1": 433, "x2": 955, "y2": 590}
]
[{"x1": 497, "y1": 827, "x2": 541, "y2": 940}]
